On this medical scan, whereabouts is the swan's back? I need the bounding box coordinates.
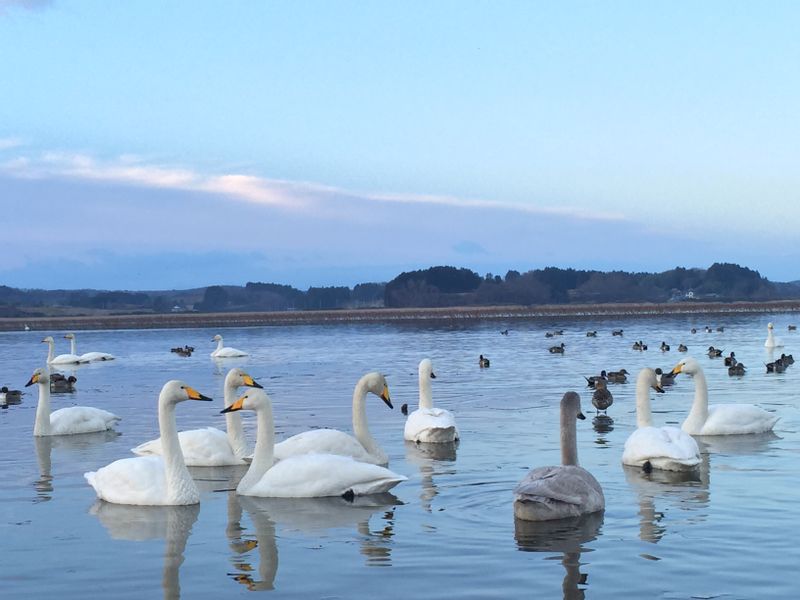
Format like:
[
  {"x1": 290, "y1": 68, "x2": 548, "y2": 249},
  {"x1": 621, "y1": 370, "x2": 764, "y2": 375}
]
[
  {"x1": 403, "y1": 407, "x2": 459, "y2": 443},
  {"x1": 273, "y1": 429, "x2": 383, "y2": 464},
  {"x1": 241, "y1": 453, "x2": 406, "y2": 498},
  {"x1": 622, "y1": 425, "x2": 700, "y2": 471},
  {"x1": 513, "y1": 465, "x2": 605, "y2": 521},
  {"x1": 50, "y1": 406, "x2": 120, "y2": 436},
  {"x1": 694, "y1": 404, "x2": 780, "y2": 435},
  {"x1": 131, "y1": 427, "x2": 243, "y2": 466}
]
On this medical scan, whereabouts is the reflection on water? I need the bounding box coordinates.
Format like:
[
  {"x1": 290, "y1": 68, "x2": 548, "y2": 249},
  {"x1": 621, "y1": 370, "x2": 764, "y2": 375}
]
[
  {"x1": 90, "y1": 501, "x2": 200, "y2": 600},
  {"x1": 515, "y1": 511, "x2": 604, "y2": 600},
  {"x1": 695, "y1": 431, "x2": 781, "y2": 456},
  {"x1": 622, "y1": 456, "x2": 710, "y2": 546},
  {"x1": 33, "y1": 430, "x2": 120, "y2": 502},
  {"x1": 592, "y1": 415, "x2": 614, "y2": 448},
  {"x1": 404, "y1": 440, "x2": 458, "y2": 513},
  {"x1": 229, "y1": 494, "x2": 278, "y2": 591}
]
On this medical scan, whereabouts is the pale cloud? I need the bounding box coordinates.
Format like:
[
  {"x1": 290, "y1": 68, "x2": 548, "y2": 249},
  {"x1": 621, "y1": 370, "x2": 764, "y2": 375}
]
[
  {"x1": 0, "y1": 137, "x2": 25, "y2": 150},
  {"x1": 0, "y1": 0, "x2": 53, "y2": 13}
]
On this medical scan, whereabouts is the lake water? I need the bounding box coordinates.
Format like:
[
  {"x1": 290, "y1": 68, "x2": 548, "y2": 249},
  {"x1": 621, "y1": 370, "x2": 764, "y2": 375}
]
[{"x1": 1, "y1": 313, "x2": 798, "y2": 598}]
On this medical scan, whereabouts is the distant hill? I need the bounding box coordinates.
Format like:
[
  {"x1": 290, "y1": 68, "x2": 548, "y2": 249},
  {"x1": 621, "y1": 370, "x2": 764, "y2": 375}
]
[{"x1": 2, "y1": 263, "x2": 799, "y2": 318}]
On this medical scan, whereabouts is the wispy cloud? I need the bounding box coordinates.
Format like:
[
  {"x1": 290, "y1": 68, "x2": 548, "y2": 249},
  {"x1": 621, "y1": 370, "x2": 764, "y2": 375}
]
[
  {"x1": 0, "y1": 137, "x2": 25, "y2": 150},
  {"x1": 0, "y1": 148, "x2": 627, "y2": 222},
  {"x1": 0, "y1": 0, "x2": 53, "y2": 14}
]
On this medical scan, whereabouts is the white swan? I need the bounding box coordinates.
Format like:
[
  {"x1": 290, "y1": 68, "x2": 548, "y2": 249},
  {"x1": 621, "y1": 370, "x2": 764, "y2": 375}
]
[
  {"x1": 764, "y1": 322, "x2": 783, "y2": 348},
  {"x1": 671, "y1": 357, "x2": 780, "y2": 435},
  {"x1": 273, "y1": 372, "x2": 394, "y2": 465},
  {"x1": 131, "y1": 368, "x2": 262, "y2": 466},
  {"x1": 26, "y1": 367, "x2": 120, "y2": 436},
  {"x1": 42, "y1": 335, "x2": 88, "y2": 365},
  {"x1": 84, "y1": 380, "x2": 213, "y2": 505},
  {"x1": 65, "y1": 332, "x2": 115, "y2": 362},
  {"x1": 403, "y1": 359, "x2": 459, "y2": 443},
  {"x1": 224, "y1": 388, "x2": 406, "y2": 498},
  {"x1": 621, "y1": 368, "x2": 701, "y2": 471},
  {"x1": 514, "y1": 392, "x2": 605, "y2": 521},
  {"x1": 210, "y1": 334, "x2": 248, "y2": 358}
]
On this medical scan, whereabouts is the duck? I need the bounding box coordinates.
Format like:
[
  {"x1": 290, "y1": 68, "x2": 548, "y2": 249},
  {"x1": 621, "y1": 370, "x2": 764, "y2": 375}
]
[
  {"x1": 788, "y1": 325, "x2": 797, "y2": 331},
  {"x1": 210, "y1": 334, "x2": 248, "y2": 358},
  {"x1": 549, "y1": 343, "x2": 566, "y2": 354},
  {"x1": 50, "y1": 373, "x2": 77, "y2": 393},
  {"x1": 84, "y1": 381, "x2": 213, "y2": 505},
  {"x1": 724, "y1": 352, "x2": 737, "y2": 367},
  {"x1": 654, "y1": 368, "x2": 675, "y2": 387},
  {"x1": 766, "y1": 360, "x2": 785, "y2": 374},
  {"x1": 660, "y1": 341, "x2": 670, "y2": 352},
  {"x1": 479, "y1": 355, "x2": 491, "y2": 368},
  {"x1": 621, "y1": 368, "x2": 700, "y2": 472},
  {"x1": 513, "y1": 392, "x2": 605, "y2": 521},
  {"x1": 670, "y1": 357, "x2": 779, "y2": 435},
  {"x1": 131, "y1": 368, "x2": 263, "y2": 466},
  {"x1": 764, "y1": 322, "x2": 783, "y2": 349},
  {"x1": 780, "y1": 353, "x2": 794, "y2": 365},
  {"x1": 690, "y1": 328, "x2": 697, "y2": 334},
  {"x1": 403, "y1": 359, "x2": 459, "y2": 443},
  {"x1": 606, "y1": 369, "x2": 629, "y2": 384},
  {"x1": 41, "y1": 336, "x2": 88, "y2": 365},
  {"x1": 728, "y1": 363, "x2": 746, "y2": 376},
  {"x1": 707, "y1": 346, "x2": 723, "y2": 358},
  {"x1": 678, "y1": 344, "x2": 688, "y2": 352},
  {"x1": 64, "y1": 332, "x2": 115, "y2": 362},
  {"x1": 612, "y1": 329, "x2": 624, "y2": 336},
  {"x1": 500, "y1": 329, "x2": 509, "y2": 335},
  {"x1": 586, "y1": 331, "x2": 597, "y2": 337},
  {"x1": 273, "y1": 372, "x2": 394, "y2": 465},
  {"x1": 223, "y1": 389, "x2": 406, "y2": 498},
  {"x1": 585, "y1": 370, "x2": 607, "y2": 388},
  {"x1": 26, "y1": 367, "x2": 120, "y2": 436},
  {"x1": 1, "y1": 386, "x2": 23, "y2": 403},
  {"x1": 591, "y1": 379, "x2": 613, "y2": 414}
]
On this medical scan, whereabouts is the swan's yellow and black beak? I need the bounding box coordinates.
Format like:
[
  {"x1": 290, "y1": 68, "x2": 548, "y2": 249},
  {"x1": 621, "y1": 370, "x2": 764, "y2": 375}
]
[
  {"x1": 243, "y1": 374, "x2": 263, "y2": 389},
  {"x1": 380, "y1": 384, "x2": 393, "y2": 409},
  {"x1": 576, "y1": 411, "x2": 586, "y2": 420},
  {"x1": 671, "y1": 363, "x2": 684, "y2": 377},
  {"x1": 25, "y1": 372, "x2": 39, "y2": 387},
  {"x1": 185, "y1": 386, "x2": 213, "y2": 402},
  {"x1": 221, "y1": 395, "x2": 246, "y2": 414}
]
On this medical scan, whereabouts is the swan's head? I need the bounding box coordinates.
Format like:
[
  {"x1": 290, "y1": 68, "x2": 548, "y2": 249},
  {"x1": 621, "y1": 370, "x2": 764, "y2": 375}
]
[
  {"x1": 768, "y1": 322, "x2": 774, "y2": 330},
  {"x1": 561, "y1": 391, "x2": 585, "y2": 420},
  {"x1": 671, "y1": 357, "x2": 700, "y2": 377},
  {"x1": 41, "y1": 336, "x2": 54, "y2": 344},
  {"x1": 64, "y1": 333, "x2": 75, "y2": 340},
  {"x1": 221, "y1": 388, "x2": 270, "y2": 413},
  {"x1": 360, "y1": 372, "x2": 393, "y2": 409},
  {"x1": 25, "y1": 367, "x2": 50, "y2": 386},
  {"x1": 161, "y1": 380, "x2": 213, "y2": 404},
  {"x1": 226, "y1": 367, "x2": 263, "y2": 389},
  {"x1": 419, "y1": 359, "x2": 436, "y2": 379},
  {"x1": 212, "y1": 334, "x2": 223, "y2": 342}
]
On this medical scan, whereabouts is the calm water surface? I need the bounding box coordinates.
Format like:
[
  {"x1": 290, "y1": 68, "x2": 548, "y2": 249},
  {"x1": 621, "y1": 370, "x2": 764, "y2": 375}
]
[{"x1": 1, "y1": 314, "x2": 798, "y2": 598}]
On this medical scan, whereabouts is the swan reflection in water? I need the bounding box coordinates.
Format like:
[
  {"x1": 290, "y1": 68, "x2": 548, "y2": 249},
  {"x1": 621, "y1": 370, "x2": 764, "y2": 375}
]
[
  {"x1": 226, "y1": 491, "x2": 402, "y2": 588},
  {"x1": 404, "y1": 440, "x2": 458, "y2": 513},
  {"x1": 33, "y1": 430, "x2": 120, "y2": 502},
  {"x1": 515, "y1": 511, "x2": 604, "y2": 600},
  {"x1": 90, "y1": 501, "x2": 200, "y2": 600},
  {"x1": 622, "y1": 452, "x2": 710, "y2": 546}
]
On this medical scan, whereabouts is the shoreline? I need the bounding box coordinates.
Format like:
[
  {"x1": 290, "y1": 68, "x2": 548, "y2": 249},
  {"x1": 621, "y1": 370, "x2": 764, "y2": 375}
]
[{"x1": 2, "y1": 300, "x2": 800, "y2": 332}]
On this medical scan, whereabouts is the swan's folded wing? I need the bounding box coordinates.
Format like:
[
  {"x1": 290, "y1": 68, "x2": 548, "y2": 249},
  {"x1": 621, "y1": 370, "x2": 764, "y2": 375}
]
[
  {"x1": 50, "y1": 406, "x2": 120, "y2": 435},
  {"x1": 704, "y1": 404, "x2": 780, "y2": 435},
  {"x1": 514, "y1": 466, "x2": 592, "y2": 506},
  {"x1": 273, "y1": 429, "x2": 376, "y2": 463}
]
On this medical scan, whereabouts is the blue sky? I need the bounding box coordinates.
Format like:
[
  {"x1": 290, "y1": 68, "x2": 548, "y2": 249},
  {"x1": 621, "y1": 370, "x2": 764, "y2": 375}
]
[{"x1": 1, "y1": 1, "x2": 799, "y2": 290}]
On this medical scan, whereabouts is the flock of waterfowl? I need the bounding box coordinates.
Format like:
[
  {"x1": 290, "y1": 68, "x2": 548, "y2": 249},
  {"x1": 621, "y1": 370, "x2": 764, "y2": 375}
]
[{"x1": 3, "y1": 323, "x2": 787, "y2": 526}]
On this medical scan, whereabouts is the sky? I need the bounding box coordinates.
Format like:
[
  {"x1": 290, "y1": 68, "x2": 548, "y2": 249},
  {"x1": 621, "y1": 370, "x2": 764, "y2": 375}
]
[{"x1": 2, "y1": 0, "x2": 799, "y2": 290}]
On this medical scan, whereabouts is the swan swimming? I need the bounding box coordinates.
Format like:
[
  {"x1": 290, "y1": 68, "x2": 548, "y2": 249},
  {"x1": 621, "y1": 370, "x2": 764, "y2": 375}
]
[
  {"x1": 671, "y1": 357, "x2": 779, "y2": 435},
  {"x1": 210, "y1": 334, "x2": 248, "y2": 358},
  {"x1": 131, "y1": 368, "x2": 262, "y2": 466},
  {"x1": 42, "y1": 336, "x2": 88, "y2": 365},
  {"x1": 64, "y1": 332, "x2": 116, "y2": 362},
  {"x1": 84, "y1": 380, "x2": 213, "y2": 505},
  {"x1": 764, "y1": 322, "x2": 783, "y2": 349},
  {"x1": 273, "y1": 372, "x2": 394, "y2": 465},
  {"x1": 26, "y1": 367, "x2": 120, "y2": 436},
  {"x1": 621, "y1": 368, "x2": 700, "y2": 471},
  {"x1": 514, "y1": 392, "x2": 605, "y2": 521},
  {"x1": 403, "y1": 359, "x2": 460, "y2": 443},
  {"x1": 223, "y1": 388, "x2": 406, "y2": 498}
]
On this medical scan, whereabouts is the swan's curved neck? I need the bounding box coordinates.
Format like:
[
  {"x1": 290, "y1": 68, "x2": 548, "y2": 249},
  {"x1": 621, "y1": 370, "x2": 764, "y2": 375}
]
[
  {"x1": 684, "y1": 369, "x2": 709, "y2": 433},
  {"x1": 45, "y1": 340, "x2": 54, "y2": 363},
  {"x1": 352, "y1": 379, "x2": 385, "y2": 462},
  {"x1": 68, "y1": 337, "x2": 77, "y2": 355},
  {"x1": 238, "y1": 401, "x2": 275, "y2": 494},
  {"x1": 216, "y1": 338, "x2": 225, "y2": 352},
  {"x1": 33, "y1": 380, "x2": 52, "y2": 436},
  {"x1": 418, "y1": 373, "x2": 433, "y2": 410},
  {"x1": 223, "y1": 377, "x2": 248, "y2": 458},
  {"x1": 158, "y1": 397, "x2": 197, "y2": 503},
  {"x1": 635, "y1": 372, "x2": 654, "y2": 428},
  {"x1": 560, "y1": 406, "x2": 579, "y2": 466}
]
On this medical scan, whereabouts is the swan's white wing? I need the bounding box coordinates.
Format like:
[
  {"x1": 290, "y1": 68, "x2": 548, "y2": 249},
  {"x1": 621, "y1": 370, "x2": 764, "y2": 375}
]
[
  {"x1": 622, "y1": 426, "x2": 700, "y2": 471},
  {"x1": 700, "y1": 404, "x2": 780, "y2": 435},
  {"x1": 242, "y1": 454, "x2": 406, "y2": 498},
  {"x1": 85, "y1": 456, "x2": 169, "y2": 506},
  {"x1": 51, "y1": 353, "x2": 88, "y2": 364},
  {"x1": 403, "y1": 407, "x2": 459, "y2": 443},
  {"x1": 513, "y1": 465, "x2": 605, "y2": 520},
  {"x1": 80, "y1": 351, "x2": 116, "y2": 362},
  {"x1": 274, "y1": 429, "x2": 379, "y2": 464},
  {"x1": 211, "y1": 347, "x2": 248, "y2": 358},
  {"x1": 50, "y1": 406, "x2": 120, "y2": 435},
  {"x1": 132, "y1": 427, "x2": 244, "y2": 466}
]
